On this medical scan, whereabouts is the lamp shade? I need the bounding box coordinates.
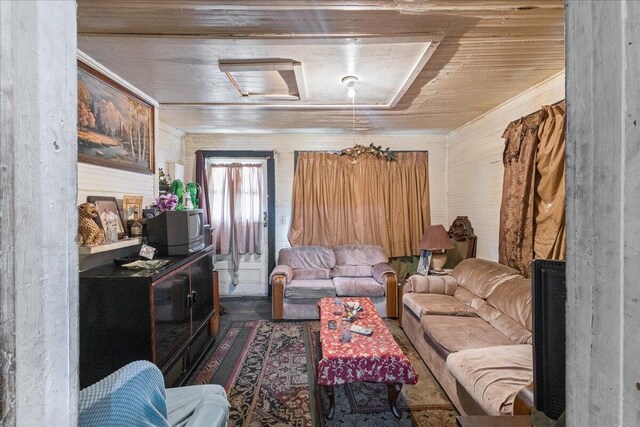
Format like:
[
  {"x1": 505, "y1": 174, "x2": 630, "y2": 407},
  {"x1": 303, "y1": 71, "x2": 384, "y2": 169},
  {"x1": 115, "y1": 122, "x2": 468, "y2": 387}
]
[{"x1": 418, "y1": 224, "x2": 455, "y2": 251}]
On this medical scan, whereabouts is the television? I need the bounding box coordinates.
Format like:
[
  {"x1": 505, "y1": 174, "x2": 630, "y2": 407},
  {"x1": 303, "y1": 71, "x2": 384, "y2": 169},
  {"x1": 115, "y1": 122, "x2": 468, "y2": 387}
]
[
  {"x1": 146, "y1": 209, "x2": 205, "y2": 256},
  {"x1": 532, "y1": 259, "x2": 566, "y2": 420}
]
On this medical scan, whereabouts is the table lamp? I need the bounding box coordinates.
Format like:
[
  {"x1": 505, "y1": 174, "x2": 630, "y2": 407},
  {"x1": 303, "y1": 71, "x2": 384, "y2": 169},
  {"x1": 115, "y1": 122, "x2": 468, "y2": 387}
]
[{"x1": 419, "y1": 224, "x2": 455, "y2": 271}]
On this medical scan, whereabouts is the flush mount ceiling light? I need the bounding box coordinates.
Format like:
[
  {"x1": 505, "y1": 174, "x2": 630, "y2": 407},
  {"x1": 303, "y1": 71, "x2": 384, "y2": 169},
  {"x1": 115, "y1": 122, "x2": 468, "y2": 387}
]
[{"x1": 342, "y1": 75, "x2": 358, "y2": 98}]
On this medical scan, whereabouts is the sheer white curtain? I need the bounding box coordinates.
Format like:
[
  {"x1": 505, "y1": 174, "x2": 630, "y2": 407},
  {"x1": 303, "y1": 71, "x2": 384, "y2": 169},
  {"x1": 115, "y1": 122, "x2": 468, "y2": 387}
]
[{"x1": 208, "y1": 162, "x2": 264, "y2": 284}]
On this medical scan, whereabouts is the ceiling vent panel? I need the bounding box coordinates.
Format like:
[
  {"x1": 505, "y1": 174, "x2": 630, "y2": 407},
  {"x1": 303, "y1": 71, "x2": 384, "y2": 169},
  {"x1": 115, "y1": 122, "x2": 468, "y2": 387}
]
[{"x1": 219, "y1": 59, "x2": 305, "y2": 101}]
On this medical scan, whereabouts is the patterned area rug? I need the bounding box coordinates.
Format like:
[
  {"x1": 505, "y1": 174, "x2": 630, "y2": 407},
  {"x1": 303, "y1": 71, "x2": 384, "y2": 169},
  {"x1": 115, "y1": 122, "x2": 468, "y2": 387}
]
[{"x1": 190, "y1": 320, "x2": 458, "y2": 427}]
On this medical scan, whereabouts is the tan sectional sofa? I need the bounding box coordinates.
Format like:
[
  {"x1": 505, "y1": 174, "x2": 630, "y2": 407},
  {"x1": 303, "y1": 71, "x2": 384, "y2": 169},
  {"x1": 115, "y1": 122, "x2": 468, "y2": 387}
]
[
  {"x1": 399, "y1": 258, "x2": 534, "y2": 416},
  {"x1": 270, "y1": 245, "x2": 397, "y2": 320}
]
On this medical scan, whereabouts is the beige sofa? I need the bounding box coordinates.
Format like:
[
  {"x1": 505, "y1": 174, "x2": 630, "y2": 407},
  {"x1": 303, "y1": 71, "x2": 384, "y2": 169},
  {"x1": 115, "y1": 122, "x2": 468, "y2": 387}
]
[
  {"x1": 270, "y1": 245, "x2": 397, "y2": 320},
  {"x1": 400, "y1": 258, "x2": 534, "y2": 416}
]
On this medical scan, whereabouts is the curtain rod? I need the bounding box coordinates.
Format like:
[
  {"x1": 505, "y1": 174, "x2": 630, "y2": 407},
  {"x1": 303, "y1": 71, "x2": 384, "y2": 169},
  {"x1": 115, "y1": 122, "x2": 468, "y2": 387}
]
[
  {"x1": 516, "y1": 99, "x2": 565, "y2": 122},
  {"x1": 210, "y1": 162, "x2": 263, "y2": 168}
]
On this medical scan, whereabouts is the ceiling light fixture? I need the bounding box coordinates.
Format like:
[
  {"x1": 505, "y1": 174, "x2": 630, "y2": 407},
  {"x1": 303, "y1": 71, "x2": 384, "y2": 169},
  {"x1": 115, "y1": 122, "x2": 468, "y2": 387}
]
[
  {"x1": 342, "y1": 75, "x2": 358, "y2": 99},
  {"x1": 342, "y1": 75, "x2": 359, "y2": 144}
]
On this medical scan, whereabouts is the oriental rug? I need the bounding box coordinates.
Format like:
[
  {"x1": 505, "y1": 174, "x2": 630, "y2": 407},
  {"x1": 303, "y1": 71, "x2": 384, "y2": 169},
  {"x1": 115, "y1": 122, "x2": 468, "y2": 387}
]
[{"x1": 189, "y1": 320, "x2": 457, "y2": 427}]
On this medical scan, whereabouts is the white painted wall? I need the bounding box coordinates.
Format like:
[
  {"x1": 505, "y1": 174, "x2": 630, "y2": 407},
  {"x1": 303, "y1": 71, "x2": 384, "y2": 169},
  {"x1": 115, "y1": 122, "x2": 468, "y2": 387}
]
[
  {"x1": 184, "y1": 133, "x2": 448, "y2": 255},
  {"x1": 76, "y1": 52, "x2": 186, "y2": 209},
  {"x1": 445, "y1": 71, "x2": 565, "y2": 261}
]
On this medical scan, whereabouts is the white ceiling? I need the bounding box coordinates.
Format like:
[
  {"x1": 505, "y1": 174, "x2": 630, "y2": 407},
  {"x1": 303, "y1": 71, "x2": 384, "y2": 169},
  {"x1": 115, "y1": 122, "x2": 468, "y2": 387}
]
[{"x1": 77, "y1": 0, "x2": 565, "y2": 134}]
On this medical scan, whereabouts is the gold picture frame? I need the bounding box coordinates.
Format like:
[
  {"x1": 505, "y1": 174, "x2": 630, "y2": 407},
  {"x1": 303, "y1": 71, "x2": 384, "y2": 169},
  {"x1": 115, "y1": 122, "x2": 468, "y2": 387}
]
[
  {"x1": 122, "y1": 194, "x2": 144, "y2": 221},
  {"x1": 77, "y1": 60, "x2": 155, "y2": 174}
]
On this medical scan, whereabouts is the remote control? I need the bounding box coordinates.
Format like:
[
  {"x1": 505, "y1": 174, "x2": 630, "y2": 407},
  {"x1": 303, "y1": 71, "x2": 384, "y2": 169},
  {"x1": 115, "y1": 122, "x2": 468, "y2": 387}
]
[{"x1": 350, "y1": 325, "x2": 374, "y2": 336}]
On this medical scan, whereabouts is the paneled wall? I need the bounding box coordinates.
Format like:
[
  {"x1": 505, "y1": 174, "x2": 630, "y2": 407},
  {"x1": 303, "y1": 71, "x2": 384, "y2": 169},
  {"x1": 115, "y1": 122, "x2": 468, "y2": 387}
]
[
  {"x1": 77, "y1": 121, "x2": 184, "y2": 207},
  {"x1": 184, "y1": 133, "x2": 448, "y2": 255},
  {"x1": 445, "y1": 71, "x2": 565, "y2": 261}
]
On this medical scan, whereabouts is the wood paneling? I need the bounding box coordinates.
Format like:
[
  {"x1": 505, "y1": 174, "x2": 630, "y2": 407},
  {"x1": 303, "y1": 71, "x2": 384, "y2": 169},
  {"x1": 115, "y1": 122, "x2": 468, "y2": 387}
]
[
  {"x1": 78, "y1": 121, "x2": 184, "y2": 207},
  {"x1": 183, "y1": 133, "x2": 448, "y2": 254},
  {"x1": 76, "y1": 0, "x2": 565, "y2": 133},
  {"x1": 446, "y1": 71, "x2": 564, "y2": 261}
]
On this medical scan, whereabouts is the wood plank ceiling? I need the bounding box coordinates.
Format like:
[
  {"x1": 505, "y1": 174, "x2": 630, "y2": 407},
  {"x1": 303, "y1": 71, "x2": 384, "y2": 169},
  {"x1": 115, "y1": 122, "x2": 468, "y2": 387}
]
[{"x1": 77, "y1": 0, "x2": 565, "y2": 134}]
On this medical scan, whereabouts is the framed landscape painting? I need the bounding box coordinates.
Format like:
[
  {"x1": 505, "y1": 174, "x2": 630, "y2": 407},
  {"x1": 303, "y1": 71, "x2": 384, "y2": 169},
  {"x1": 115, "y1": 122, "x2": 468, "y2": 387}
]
[{"x1": 77, "y1": 60, "x2": 155, "y2": 174}]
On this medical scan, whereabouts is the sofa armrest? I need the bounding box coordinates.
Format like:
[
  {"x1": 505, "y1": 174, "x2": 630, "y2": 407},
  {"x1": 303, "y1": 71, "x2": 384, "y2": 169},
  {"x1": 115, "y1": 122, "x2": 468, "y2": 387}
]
[
  {"x1": 382, "y1": 271, "x2": 398, "y2": 318},
  {"x1": 513, "y1": 382, "x2": 534, "y2": 415},
  {"x1": 271, "y1": 274, "x2": 286, "y2": 320},
  {"x1": 372, "y1": 262, "x2": 394, "y2": 284},
  {"x1": 79, "y1": 361, "x2": 170, "y2": 427},
  {"x1": 269, "y1": 265, "x2": 293, "y2": 284},
  {"x1": 406, "y1": 274, "x2": 458, "y2": 295},
  {"x1": 397, "y1": 279, "x2": 415, "y2": 326}
]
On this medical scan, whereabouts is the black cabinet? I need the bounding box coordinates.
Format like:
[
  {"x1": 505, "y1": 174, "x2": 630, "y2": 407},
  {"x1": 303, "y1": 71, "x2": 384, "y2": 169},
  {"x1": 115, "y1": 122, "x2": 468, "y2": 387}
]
[{"x1": 79, "y1": 246, "x2": 219, "y2": 388}]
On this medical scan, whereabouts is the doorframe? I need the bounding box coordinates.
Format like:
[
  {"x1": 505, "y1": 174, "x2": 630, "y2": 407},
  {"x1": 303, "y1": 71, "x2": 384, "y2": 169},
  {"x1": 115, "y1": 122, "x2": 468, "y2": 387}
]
[{"x1": 199, "y1": 150, "x2": 276, "y2": 296}]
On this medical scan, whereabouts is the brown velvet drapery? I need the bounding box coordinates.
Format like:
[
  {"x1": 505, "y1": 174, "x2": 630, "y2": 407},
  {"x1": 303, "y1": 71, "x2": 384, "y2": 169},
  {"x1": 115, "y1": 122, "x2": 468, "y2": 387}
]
[
  {"x1": 288, "y1": 151, "x2": 430, "y2": 258},
  {"x1": 498, "y1": 101, "x2": 566, "y2": 277},
  {"x1": 534, "y1": 103, "x2": 566, "y2": 261}
]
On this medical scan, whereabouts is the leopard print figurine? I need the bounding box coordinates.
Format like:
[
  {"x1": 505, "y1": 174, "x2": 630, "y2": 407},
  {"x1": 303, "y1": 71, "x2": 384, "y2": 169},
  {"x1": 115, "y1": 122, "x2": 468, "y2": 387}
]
[{"x1": 77, "y1": 203, "x2": 105, "y2": 246}]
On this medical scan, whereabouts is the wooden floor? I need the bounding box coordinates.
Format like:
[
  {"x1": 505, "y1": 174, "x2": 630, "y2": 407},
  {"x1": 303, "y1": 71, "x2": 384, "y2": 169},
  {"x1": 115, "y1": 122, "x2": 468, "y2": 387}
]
[{"x1": 219, "y1": 296, "x2": 272, "y2": 331}]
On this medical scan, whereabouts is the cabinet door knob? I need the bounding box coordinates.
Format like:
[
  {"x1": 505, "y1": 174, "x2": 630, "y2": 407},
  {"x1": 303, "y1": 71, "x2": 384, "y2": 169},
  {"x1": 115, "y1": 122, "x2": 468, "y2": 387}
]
[{"x1": 191, "y1": 290, "x2": 197, "y2": 306}]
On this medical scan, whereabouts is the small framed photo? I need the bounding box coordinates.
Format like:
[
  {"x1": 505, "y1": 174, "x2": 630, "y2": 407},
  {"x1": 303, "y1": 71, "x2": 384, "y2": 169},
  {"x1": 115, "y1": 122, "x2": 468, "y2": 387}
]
[
  {"x1": 417, "y1": 250, "x2": 432, "y2": 275},
  {"x1": 87, "y1": 196, "x2": 126, "y2": 239},
  {"x1": 122, "y1": 194, "x2": 144, "y2": 221}
]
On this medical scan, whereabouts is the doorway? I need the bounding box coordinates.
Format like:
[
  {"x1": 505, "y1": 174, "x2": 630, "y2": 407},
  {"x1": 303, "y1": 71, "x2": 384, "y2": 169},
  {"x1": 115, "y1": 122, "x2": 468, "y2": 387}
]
[{"x1": 202, "y1": 151, "x2": 275, "y2": 297}]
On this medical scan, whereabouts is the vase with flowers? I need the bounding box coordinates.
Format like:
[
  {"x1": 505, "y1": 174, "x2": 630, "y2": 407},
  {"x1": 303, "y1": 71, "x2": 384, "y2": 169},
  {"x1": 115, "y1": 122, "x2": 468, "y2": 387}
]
[{"x1": 155, "y1": 193, "x2": 179, "y2": 211}]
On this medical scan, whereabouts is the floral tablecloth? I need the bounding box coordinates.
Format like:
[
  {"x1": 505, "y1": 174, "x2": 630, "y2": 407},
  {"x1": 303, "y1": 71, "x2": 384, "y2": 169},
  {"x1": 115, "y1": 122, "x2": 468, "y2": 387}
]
[{"x1": 316, "y1": 297, "x2": 418, "y2": 386}]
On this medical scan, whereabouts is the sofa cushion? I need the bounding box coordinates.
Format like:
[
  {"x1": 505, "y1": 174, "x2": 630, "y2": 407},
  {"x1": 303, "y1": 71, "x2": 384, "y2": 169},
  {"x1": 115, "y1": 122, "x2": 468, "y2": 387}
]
[
  {"x1": 333, "y1": 245, "x2": 388, "y2": 266},
  {"x1": 453, "y1": 286, "x2": 484, "y2": 309},
  {"x1": 446, "y1": 345, "x2": 533, "y2": 416},
  {"x1": 166, "y1": 384, "x2": 229, "y2": 427},
  {"x1": 476, "y1": 302, "x2": 532, "y2": 344},
  {"x1": 452, "y1": 259, "x2": 520, "y2": 299},
  {"x1": 403, "y1": 293, "x2": 478, "y2": 318},
  {"x1": 330, "y1": 265, "x2": 372, "y2": 278},
  {"x1": 292, "y1": 268, "x2": 331, "y2": 280},
  {"x1": 420, "y1": 315, "x2": 513, "y2": 355},
  {"x1": 278, "y1": 246, "x2": 336, "y2": 270},
  {"x1": 486, "y1": 276, "x2": 532, "y2": 331},
  {"x1": 410, "y1": 274, "x2": 458, "y2": 295},
  {"x1": 284, "y1": 279, "x2": 336, "y2": 299},
  {"x1": 333, "y1": 277, "x2": 385, "y2": 297}
]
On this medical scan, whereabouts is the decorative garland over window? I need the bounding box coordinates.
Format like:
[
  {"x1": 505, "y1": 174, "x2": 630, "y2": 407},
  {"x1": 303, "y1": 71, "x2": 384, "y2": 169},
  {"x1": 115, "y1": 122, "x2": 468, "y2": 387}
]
[{"x1": 340, "y1": 143, "x2": 396, "y2": 161}]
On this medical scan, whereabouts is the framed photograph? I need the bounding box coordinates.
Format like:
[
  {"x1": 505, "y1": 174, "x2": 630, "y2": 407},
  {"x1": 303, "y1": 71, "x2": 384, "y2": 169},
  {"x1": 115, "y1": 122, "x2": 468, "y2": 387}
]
[
  {"x1": 417, "y1": 250, "x2": 432, "y2": 275},
  {"x1": 122, "y1": 194, "x2": 144, "y2": 221},
  {"x1": 87, "y1": 196, "x2": 126, "y2": 239},
  {"x1": 77, "y1": 60, "x2": 155, "y2": 174}
]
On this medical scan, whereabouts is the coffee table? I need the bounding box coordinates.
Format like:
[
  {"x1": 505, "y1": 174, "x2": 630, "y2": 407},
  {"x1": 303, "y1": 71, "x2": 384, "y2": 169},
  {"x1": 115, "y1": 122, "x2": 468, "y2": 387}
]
[{"x1": 317, "y1": 297, "x2": 418, "y2": 419}]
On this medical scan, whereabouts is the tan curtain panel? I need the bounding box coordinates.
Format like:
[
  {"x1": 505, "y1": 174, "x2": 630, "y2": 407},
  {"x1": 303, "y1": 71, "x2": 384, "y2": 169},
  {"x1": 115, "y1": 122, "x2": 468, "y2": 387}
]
[
  {"x1": 288, "y1": 151, "x2": 430, "y2": 258},
  {"x1": 499, "y1": 111, "x2": 544, "y2": 277},
  {"x1": 499, "y1": 102, "x2": 566, "y2": 277},
  {"x1": 534, "y1": 101, "x2": 566, "y2": 260}
]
